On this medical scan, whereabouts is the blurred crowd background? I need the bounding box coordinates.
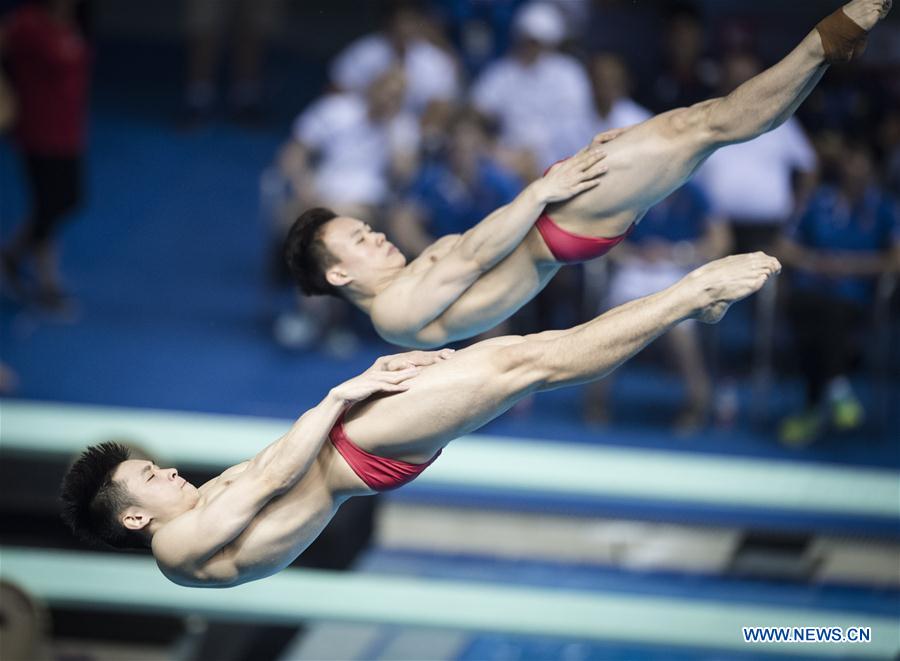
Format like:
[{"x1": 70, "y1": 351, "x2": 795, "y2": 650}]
[
  {"x1": 1, "y1": 0, "x2": 898, "y2": 659},
  {"x1": 1, "y1": 0, "x2": 898, "y2": 443}
]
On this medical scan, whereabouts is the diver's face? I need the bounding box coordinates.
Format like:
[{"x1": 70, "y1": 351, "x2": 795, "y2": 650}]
[
  {"x1": 321, "y1": 216, "x2": 406, "y2": 291},
  {"x1": 115, "y1": 459, "x2": 199, "y2": 531}
]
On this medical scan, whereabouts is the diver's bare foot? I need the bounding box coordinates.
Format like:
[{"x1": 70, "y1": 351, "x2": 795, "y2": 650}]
[
  {"x1": 842, "y1": 0, "x2": 892, "y2": 31},
  {"x1": 684, "y1": 253, "x2": 781, "y2": 324}
]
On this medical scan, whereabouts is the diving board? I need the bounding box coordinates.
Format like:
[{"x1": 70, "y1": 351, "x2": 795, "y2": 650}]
[
  {"x1": 2, "y1": 399, "x2": 899, "y2": 534},
  {"x1": 2, "y1": 547, "x2": 898, "y2": 659}
]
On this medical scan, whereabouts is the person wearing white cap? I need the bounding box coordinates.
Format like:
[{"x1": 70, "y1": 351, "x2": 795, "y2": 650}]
[
  {"x1": 329, "y1": 2, "x2": 461, "y2": 116},
  {"x1": 471, "y1": 1, "x2": 595, "y2": 179}
]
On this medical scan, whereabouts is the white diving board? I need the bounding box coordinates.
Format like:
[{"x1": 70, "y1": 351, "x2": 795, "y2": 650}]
[
  {"x1": 2, "y1": 399, "x2": 898, "y2": 522},
  {"x1": 2, "y1": 547, "x2": 898, "y2": 659}
]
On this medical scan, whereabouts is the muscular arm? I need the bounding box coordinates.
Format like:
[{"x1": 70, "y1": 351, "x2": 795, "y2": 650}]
[
  {"x1": 154, "y1": 390, "x2": 348, "y2": 585},
  {"x1": 455, "y1": 184, "x2": 552, "y2": 270},
  {"x1": 375, "y1": 184, "x2": 548, "y2": 336},
  {"x1": 154, "y1": 355, "x2": 437, "y2": 583}
]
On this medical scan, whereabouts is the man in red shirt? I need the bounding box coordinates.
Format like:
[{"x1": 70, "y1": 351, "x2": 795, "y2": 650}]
[{"x1": 1, "y1": 0, "x2": 90, "y2": 310}]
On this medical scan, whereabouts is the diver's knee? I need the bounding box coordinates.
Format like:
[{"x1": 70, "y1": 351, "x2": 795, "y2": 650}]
[
  {"x1": 491, "y1": 339, "x2": 548, "y2": 389},
  {"x1": 665, "y1": 99, "x2": 722, "y2": 142}
]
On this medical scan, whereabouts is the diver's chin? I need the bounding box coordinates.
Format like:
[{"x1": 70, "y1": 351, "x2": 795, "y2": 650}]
[{"x1": 388, "y1": 248, "x2": 407, "y2": 267}]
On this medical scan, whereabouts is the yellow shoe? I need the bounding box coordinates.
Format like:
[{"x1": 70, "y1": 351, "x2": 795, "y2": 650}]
[
  {"x1": 779, "y1": 410, "x2": 824, "y2": 447},
  {"x1": 832, "y1": 397, "x2": 865, "y2": 431}
]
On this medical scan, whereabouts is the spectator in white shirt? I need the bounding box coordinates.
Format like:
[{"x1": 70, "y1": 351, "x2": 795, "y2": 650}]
[
  {"x1": 470, "y1": 1, "x2": 594, "y2": 179},
  {"x1": 588, "y1": 52, "x2": 652, "y2": 134},
  {"x1": 329, "y1": 2, "x2": 460, "y2": 116},
  {"x1": 267, "y1": 68, "x2": 419, "y2": 355},
  {"x1": 276, "y1": 67, "x2": 420, "y2": 219},
  {"x1": 695, "y1": 52, "x2": 818, "y2": 253}
]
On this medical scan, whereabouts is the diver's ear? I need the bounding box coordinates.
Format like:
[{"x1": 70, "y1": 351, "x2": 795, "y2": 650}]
[
  {"x1": 122, "y1": 508, "x2": 151, "y2": 531},
  {"x1": 326, "y1": 267, "x2": 353, "y2": 288}
]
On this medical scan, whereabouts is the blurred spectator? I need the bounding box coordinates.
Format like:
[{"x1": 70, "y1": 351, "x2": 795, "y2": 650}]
[
  {"x1": 695, "y1": 53, "x2": 817, "y2": 255},
  {"x1": 330, "y1": 0, "x2": 460, "y2": 116},
  {"x1": 800, "y1": 67, "x2": 873, "y2": 139},
  {"x1": 389, "y1": 108, "x2": 522, "y2": 256},
  {"x1": 443, "y1": 0, "x2": 520, "y2": 76},
  {"x1": 0, "y1": 47, "x2": 14, "y2": 129},
  {"x1": 588, "y1": 52, "x2": 652, "y2": 133},
  {"x1": 880, "y1": 110, "x2": 900, "y2": 197},
  {"x1": 183, "y1": 0, "x2": 281, "y2": 125},
  {"x1": 1, "y1": 0, "x2": 90, "y2": 311},
  {"x1": 267, "y1": 67, "x2": 419, "y2": 354},
  {"x1": 417, "y1": 97, "x2": 457, "y2": 161},
  {"x1": 776, "y1": 142, "x2": 899, "y2": 446},
  {"x1": 470, "y1": 1, "x2": 593, "y2": 179},
  {"x1": 585, "y1": 183, "x2": 731, "y2": 432},
  {"x1": 276, "y1": 67, "x2": 419, "y2": 221},
  {"x1": 646, "y1": 1, "x2": 718, "y2": 113},
  {"x1": 584, "y1": 0, "x2": 663, "y2": 96}
]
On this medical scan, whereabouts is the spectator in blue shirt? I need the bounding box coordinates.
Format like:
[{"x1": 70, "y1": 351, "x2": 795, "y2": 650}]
[
  {"x1": 777, "y1": 141, "x2": 900, "y2": 445},
  {"x1": 389, "y1": 107, "x2": 523, "y2": 256},
  {"x1": 586, "y1": 182, "x2": 732, "y2": 432}
]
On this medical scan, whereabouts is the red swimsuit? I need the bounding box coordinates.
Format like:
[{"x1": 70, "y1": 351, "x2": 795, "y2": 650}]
[
  {"x1": 535, "y1": 213, "x2": 633, "y2": 263},
  {"x1": 329, "y1": 415, "x2": 440, "y2": 492},
  {"x1": 536, "y1": 157, "x2": 633, "y2": 263}
]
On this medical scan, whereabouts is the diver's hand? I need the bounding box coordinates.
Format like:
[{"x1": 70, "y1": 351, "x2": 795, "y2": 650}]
[
  {"x1": 591, "y1": 126, "x2": 631, "y2": 144},
  {"x1": 330, "y1": 362, "x2": 421, "y2": 404},
  {"x1": 379, "y1": 349, "x2": 455, "y2": 371},
  {"x1": 533, "y1": 146, "x2": 609, "y2": 204}
]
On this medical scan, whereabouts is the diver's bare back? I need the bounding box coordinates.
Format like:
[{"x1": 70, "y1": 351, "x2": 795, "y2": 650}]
[{"x1": 152, "y1": 448, "x2": 367, "y2": 587}]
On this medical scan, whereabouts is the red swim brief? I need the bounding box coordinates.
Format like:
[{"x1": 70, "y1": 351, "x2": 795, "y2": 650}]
[
  {"x1": 537, "y1": 157, "x2": 632, "y2": 263},
  {"x1": 329, "y1": 414, "x2": 441, "y2": 492},
  {"x1": 535, "y1": 213, "x2": 633, "y2": 264}
]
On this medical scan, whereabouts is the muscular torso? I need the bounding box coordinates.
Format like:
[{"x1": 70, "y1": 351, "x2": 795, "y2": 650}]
[
  {"x1": 154, "y1": 442, "x2": 372, "y2": 587},
  {"x1": 377, "y1": 230, "x2": 560, "y2": 347}
]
